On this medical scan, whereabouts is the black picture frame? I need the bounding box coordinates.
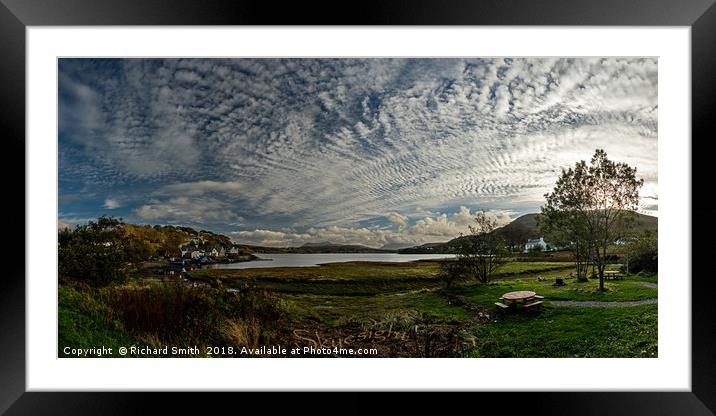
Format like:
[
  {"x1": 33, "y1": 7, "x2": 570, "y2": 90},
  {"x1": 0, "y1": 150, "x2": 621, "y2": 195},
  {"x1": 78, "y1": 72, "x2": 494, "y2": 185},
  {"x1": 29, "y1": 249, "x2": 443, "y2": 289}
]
[{"x1": 2, "y1": 0, "x2": 714, "y2": 413}]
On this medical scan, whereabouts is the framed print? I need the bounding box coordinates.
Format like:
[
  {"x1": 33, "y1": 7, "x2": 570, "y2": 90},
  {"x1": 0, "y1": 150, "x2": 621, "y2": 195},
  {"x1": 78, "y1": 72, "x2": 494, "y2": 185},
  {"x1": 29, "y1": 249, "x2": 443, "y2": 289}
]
[{"x1": 2, "y1": 0, "x2": 715, "y2": 413}]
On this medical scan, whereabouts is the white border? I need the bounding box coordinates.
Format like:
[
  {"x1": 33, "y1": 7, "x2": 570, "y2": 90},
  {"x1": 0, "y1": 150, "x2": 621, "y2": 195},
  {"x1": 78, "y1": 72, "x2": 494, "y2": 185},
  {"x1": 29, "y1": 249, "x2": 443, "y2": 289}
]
[{"x1": 27, "y1": 27, "x2": 690, "y2": 391}]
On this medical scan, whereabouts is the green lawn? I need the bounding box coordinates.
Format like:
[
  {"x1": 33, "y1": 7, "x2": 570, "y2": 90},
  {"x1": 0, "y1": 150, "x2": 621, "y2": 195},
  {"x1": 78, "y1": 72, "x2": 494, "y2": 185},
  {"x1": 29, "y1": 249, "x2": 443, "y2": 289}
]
[
  {"x1": 464, "y1": 304, "x2": 657, "y2": 357},
  {"x1": 453, "y1": 277, "x2": 657, "y2": 304}
]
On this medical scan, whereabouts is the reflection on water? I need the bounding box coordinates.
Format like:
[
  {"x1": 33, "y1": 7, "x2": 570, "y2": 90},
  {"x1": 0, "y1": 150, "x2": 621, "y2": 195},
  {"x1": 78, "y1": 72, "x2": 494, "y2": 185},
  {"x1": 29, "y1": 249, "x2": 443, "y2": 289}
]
[{"x1": 205, "y1": 253, "x2": 456, "y2": 269}]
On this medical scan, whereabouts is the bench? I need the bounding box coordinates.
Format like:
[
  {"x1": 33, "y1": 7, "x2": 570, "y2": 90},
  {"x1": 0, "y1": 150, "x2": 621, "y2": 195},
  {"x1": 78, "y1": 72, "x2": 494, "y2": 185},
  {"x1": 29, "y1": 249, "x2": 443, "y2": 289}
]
[
  {"x1": 604, "y1": 271, "x2": 624, "y2": 281},
  {"x1": 533, "y1": 295, "x2": 544, "y2": 300},
  {"x1": 495, "y1": 302, "x2": 510, "y2": 310},
  {"x1": 523, "y1": 301, "x2": 543, "y2": 311}
]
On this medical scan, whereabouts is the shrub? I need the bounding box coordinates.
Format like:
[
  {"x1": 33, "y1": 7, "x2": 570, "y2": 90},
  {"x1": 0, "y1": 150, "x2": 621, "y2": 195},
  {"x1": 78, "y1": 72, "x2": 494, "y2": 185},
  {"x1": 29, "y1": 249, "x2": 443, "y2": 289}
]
[
  {"x1": 436, "y1": 260, "x2": 470, "y2": 289},
  {"x1": 626, "y1": 231, "x2": 658, "y2": 274},
  {"x1": 106, "y1": 283, "x2": 285, "y2": 346},
  {"x1": 59, "y1": 216, "x2": 138, "y2": 286}
]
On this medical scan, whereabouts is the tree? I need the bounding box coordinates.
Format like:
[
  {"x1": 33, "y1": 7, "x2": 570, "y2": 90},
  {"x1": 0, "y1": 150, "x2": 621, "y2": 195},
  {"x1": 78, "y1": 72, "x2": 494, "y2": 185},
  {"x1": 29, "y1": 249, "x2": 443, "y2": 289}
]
[
  {"x1": 58, "y1": 216, "x2": 140, "y2": 286},
  {"x1": 625, "y1": 230, "x2": 658, "y2": 274},
  {"x1": 542, "y1": 149, "x2": 643, "y2": 290},
  {"x1": 539, "y1": 208, "x2": 593, "y2": 281},
  {"x1": 455, "y1": 211, "x2": 508, "y2": 284},
  {"x1": 499, "y1": 221, "x2": 534, "y2": 254}
]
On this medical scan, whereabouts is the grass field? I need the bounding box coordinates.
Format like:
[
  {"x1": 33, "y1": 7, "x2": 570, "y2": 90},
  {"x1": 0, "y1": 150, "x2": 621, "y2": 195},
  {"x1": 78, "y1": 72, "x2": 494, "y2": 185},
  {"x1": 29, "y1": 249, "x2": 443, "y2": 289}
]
[
  {"x1": 58, "y1": 260, "x2": 658, "y2": 357},
  {"x1": 466, "y1": 304, "x2": 657, "y2": 357},
  {"x1": 183, "y1": 260, "x2": 658, "y2": 357}
]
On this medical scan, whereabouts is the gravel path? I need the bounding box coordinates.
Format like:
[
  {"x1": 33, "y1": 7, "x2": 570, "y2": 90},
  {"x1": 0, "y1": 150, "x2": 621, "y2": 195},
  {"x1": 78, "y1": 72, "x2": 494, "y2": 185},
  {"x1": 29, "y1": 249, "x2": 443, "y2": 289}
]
[
  {"x1": 548, "y1": 281, "x2": 657, "y2": 307},
  {"x1": 550, "y1": 298, "x2": 657, "y2": 308}
]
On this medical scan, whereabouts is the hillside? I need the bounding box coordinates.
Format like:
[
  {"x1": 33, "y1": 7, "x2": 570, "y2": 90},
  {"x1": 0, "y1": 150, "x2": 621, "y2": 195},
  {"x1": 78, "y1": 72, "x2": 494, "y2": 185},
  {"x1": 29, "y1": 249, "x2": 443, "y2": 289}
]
[
  {"x1": 380, "y1": 242, "x2": 418, "y2": 251},
  {"x1": 496, "y1": 212, "x2": 657, "y2": 237},
  {"x1": 398, "y1": 212, "x2": 657, "y2": 254},
  {"x1": 122, "y1": 223, "x2": 245, "y2": 258},
  {"x1": 302, "y1": 241, "x2": 334, "y2": 247},
  {"x1": 238, "y1": 243, "x2": 395, "y2": 254}
]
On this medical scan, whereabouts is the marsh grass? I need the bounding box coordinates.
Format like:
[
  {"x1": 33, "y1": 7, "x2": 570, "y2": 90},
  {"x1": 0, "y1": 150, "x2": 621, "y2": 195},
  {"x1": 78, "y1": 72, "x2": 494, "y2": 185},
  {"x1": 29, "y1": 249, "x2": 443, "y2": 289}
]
[{"x1": 59, "y1": 281, "x2": 286, "y2": 356}]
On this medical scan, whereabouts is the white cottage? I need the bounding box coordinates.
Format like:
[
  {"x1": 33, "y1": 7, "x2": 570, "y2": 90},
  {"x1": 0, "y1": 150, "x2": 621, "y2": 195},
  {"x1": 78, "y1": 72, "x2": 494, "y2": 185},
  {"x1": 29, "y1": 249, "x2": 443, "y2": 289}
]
[{"x1": 524, "y1": 237, "x2": 548, "y2": 253}]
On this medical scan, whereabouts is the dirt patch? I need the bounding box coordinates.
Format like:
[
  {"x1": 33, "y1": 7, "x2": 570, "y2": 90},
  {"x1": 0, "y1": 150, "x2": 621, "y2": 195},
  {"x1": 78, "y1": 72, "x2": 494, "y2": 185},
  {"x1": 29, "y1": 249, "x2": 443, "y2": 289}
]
[
  {"x1": 271, "y1": 319, "x2": 476, "y2": 357},
  {"x1": 236, "y1": 292, "x2": 496, "y2": 358}
]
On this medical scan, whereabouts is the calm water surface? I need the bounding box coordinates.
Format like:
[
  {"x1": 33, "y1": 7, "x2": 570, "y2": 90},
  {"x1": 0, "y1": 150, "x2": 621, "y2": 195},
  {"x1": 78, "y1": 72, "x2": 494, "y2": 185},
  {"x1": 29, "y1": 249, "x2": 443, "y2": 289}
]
[{"x1": 206, "y1": 253, "x2": 456, "y2": 269}]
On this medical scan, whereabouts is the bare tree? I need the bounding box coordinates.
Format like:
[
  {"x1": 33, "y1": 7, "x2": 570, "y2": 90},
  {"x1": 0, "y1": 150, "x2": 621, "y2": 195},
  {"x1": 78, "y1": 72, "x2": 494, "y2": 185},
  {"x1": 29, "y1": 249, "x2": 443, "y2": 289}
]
[{"x1": 454, "y1": 211, "x2": 508, "y2": 284}]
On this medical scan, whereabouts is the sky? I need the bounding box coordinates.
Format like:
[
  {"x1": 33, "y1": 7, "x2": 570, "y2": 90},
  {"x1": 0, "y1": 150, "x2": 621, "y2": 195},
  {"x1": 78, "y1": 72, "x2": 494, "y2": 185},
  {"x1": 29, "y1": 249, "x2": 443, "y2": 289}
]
[{"x1": 58, "y1": 58, "x2": 658, "y2": 248}]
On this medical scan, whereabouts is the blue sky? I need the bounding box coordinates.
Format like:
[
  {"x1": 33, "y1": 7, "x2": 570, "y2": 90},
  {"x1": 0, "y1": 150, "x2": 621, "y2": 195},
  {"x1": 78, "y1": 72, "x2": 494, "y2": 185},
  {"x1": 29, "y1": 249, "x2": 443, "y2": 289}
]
[{"x1": 58, "y1": 58, "x2": 658, "y2": 248}]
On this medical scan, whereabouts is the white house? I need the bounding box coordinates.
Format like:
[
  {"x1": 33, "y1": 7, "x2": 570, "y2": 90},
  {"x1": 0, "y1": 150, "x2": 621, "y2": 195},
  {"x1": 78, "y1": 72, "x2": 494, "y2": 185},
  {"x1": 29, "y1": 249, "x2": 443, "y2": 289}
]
[
  {"x1": 210, "y1": 248, "x2": 219, "y2": 257},
  {"x1": 190, "y1": 250, "x2": 203, "y2": 259},
  {"x1": 524, "y1": 237, "x2": 548, "y2": 253}
]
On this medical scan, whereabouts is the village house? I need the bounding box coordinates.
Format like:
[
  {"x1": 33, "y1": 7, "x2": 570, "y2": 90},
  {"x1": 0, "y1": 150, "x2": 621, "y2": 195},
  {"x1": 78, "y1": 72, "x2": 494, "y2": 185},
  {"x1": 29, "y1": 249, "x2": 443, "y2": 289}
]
[
  {"x1": 181, "y1": 245, "x2": 197, "y2": 258},
  {"x1": 524, "y1": 237, "x2": 549, "y2": 253}
]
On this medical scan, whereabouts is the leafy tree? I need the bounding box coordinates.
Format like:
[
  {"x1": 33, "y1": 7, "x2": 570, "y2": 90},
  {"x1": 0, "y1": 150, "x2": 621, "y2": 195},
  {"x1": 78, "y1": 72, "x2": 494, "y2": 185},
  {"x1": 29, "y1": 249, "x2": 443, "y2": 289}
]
[
  {"x1": 539, "y1": 209, "x2": 593, "y2": 281},
  {"x1": 58, "y1": 216, "x2": 140, "y2": 286},
  {"x1": 625, "y1": 230, "x2": 658, "y2": 274},
  {"x1": 455, "y1": 211, "x2": 508, "y2": 284},
  {"x1": 542, "y1": 149, "x2": 643, "y2": 290},
  {"x1": 499, "y1": 221, "x2": 534, "y2": 253}
]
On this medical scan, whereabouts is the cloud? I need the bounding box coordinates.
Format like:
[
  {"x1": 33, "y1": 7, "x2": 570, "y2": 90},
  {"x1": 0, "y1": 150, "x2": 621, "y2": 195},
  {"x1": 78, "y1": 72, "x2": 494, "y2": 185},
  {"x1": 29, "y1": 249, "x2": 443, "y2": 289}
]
[
  {"x1": 232, "y1": 206, "x2": 515, "y2": 247},
  {"x1": 134, "y1": 196, "x2": 243, "y2": 224},
  {"x1": 103, "y1": 198, "x2": 120, "y2": 209},
  {"x1": 59, "y1": 58, "x2": 657, "y2": 241},
  {"x1": 386, "y1": 212, "x2": 408, "y2": 227},
  {"x1": 158, "y1": 180, "x2": 243, "y2": 196}
]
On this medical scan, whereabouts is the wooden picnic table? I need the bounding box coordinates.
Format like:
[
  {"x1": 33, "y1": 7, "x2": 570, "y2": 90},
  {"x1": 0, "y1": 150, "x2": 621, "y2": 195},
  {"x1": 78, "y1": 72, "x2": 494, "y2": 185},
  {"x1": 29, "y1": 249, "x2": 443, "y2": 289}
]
[
  {"x1": 496, "y1": 291, "x2": 543, "y2": 312},
  {"x1": 604, "y1": 270, "x2": 624, "y2": 280},
  {"x1": 501, "y1": 290, "x2": 536, "y2": 304}
]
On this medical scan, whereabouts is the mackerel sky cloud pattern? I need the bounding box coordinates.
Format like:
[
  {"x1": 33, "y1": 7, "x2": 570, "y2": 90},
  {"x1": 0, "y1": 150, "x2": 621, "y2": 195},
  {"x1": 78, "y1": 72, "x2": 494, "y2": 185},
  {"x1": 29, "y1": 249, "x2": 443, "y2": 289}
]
[{"x1": 59, "y1": 58, "x2": 658, "y2": 247}]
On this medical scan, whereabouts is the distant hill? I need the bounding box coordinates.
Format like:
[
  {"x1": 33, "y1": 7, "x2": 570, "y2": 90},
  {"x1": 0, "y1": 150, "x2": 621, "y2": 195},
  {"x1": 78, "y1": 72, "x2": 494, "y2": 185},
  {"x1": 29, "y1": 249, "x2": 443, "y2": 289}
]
[
  {"x1": 120, "y1": 223, "x2": 248, "y2": 258},
  {"x1": 302, "y1": 241, "x2": 334, "y2": 247},
  {"x1": 494, "y1": 212, "x2": 656, "y2": 238},
  {"x1": 398, "y1": 212, "x2": 657, "y2": 254},
  {"x1": 239, "y1": 243, "x2": 395, "y2": 254},
  {"x1": 380, "y1": 242, "x2": 418, "y2": 251},
  {"x1": 498, "y1": 213, "x2": 541, "y2": 238},
  {"x1": 632, "y1": 213, "x2": 658, "y2": 233},
  {"x1": 397, "y1": 241, "x2": 453, "y2": 254}
]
